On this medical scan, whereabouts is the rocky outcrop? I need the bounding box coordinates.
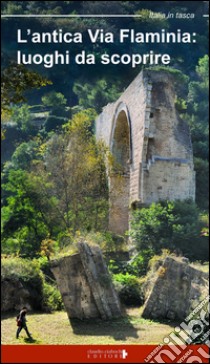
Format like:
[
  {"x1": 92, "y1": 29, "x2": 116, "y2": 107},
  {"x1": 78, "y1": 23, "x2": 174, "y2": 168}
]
[
  {"x1": 50, "y1": 242, "x2": 122, "y2": 320},
  {"x1": 1, "y1": 277, "x2": 39, "y2": 312},
  {"x1": 142, "y1": 256, "x2": 209, "y2": 320}
]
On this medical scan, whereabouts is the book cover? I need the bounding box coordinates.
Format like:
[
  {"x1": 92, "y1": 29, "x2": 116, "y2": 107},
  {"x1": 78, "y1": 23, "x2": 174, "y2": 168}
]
[{"x1": 1, "y1": 1, "x2": 209, "y2": 363}]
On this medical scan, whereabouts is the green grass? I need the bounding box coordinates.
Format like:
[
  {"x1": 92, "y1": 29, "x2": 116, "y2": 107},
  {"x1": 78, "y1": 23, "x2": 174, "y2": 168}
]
[{"x1": 1, "y1": 308, "x2": 176, "y2": 345}]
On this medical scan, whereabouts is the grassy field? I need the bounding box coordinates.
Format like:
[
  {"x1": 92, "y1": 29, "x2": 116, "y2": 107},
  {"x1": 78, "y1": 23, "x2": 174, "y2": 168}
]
[{"x1": 1, "y1": 308, "x2": 176, "y2": 345}]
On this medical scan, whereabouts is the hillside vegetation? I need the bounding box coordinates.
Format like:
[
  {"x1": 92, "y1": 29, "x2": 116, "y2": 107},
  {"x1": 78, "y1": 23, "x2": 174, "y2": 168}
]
[{"x1": 1, "y1": 1, "x2": 209, "y2": 318}]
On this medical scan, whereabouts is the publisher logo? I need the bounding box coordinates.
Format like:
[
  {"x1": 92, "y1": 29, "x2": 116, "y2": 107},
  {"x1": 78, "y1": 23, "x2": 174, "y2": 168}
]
[
  {"x1": 122, "y1": 349, "x2": 128, "y2": 359},
  {"x1": 87, "y1": 349, "x2": 128, "y2": 361}
]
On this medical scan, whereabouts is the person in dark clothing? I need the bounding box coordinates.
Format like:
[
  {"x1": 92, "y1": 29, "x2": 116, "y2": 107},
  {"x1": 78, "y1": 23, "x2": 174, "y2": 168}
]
[{"x1": 16, "y1": 307, "x2": 32, "y2": 339}]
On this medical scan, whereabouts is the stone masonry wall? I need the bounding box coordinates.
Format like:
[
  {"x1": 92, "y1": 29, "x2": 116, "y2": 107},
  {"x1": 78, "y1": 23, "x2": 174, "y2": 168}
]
[
  {"x1": 144, "y1": 160, "x2": 195, "y2": 204},
  {"x1": 95, "y1": 70, "x2": 195, "y2": 235}
]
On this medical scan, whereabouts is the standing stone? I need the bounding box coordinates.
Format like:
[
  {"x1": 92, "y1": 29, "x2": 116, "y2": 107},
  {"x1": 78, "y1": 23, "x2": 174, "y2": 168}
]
[
  {"x1": 50, "y1": 242, "x2": 122, "y2": 320},
  {"x1": 142, "y1": 256, "x2": 209, "y2": 320}
]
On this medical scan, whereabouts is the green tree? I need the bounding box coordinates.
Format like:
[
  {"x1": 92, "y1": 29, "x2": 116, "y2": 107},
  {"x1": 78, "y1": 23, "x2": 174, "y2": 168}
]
[
  {"x1": 185, "y1": 55, "x2": 209, "y2": 208},
  {"x1": 2, "y1": 2, "x2": 23, "y2": 14},
  {"x1": 44, "y1": 115, "x2": 68, "y2": 133},
  {"x1": 194, "y1": 158, "x2": 209, "y2": 210},
  {"x1": 42, "y1": 92, "x2": 67, "y2": 108},
  {"x1": 1, "y1": 168, "x2": 60, "y2": 256},
  {"x1": 187, "y1": 55, "x2": 209, "y2": 159},
  {"x1": 1, "y1": 63, "x2": 51, "y2": 115},
  {"x1": 130, "y1": 200, "x2": 208, "y2": 260},
  {"x1": 45, "y1": 109, "x2": 109, "y2": 233},
  {"x1": 11, "y1": 140, "x2": 40, "y2": 170},
  {"x1": 135, "y1": 9, "x2": 169, "y2": 30},
  {"x1": 42, "y1": 91, "x2": 69, "y2": 132},
  {"x1": 196, "y1": 55, "x2": 209, "y2": 86},
  {"x1": 73, "y1": 79, "x2": 121, "y2": 113},
  {"x1": 11, "y1": 104, "x2": 36, "y2": 135},
  {"x1": 2, "y1": 109, "x2": 109, "y2": 256},
  {"x1": 40, "y1": 237, "x2": 59, "y2": 261}
]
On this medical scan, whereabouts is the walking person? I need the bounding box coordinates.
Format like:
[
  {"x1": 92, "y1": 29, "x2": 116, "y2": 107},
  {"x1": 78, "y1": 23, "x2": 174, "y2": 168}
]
[{"x1": 16, "y1": 307, "x2": 32, "y2": 339}]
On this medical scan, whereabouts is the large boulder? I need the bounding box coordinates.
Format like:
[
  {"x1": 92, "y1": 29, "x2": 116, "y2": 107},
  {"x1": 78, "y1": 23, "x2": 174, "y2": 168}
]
[
  {"x1": 50, "y1": 242, "x2": 122, "y2": 320},
  {"x1": 142, "y1": 256, "x2": 209, "y2": 320}
]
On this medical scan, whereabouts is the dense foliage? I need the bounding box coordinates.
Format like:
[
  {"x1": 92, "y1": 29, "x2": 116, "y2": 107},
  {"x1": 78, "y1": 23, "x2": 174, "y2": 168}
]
[
  {"x1": 1, "y1": 1, "x2": 209, "y2": 309},
  {"x1": 113, "y1": 273, "x2": 144, "y2": 306},
  {"x1": 130, "y1": 200, "x2": 209, "y2": 261},
  {"x1": 2, "y1": 109, "x2": 109, "y2": 257},
  {"x1": 1, "y1": 257, "x2": 63, "y2": 311}
]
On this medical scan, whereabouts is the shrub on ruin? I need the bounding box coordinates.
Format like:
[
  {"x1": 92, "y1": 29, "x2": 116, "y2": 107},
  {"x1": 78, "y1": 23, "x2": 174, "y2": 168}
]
[{"x1": 112, "y1": 273, "x2": 145, "y2": 306}]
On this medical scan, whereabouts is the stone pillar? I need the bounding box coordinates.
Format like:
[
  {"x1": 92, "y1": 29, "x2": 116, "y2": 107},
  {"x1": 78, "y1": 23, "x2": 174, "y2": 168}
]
[
  {"x1": 108, "y1": 174, "x2": 130, "y2": 235},
  {"x1": 50, "y1": 242, "x2": 122, "y2": 320},
  {"x1": 142, "y1": 256, "x2": 209, "y2": 320}
]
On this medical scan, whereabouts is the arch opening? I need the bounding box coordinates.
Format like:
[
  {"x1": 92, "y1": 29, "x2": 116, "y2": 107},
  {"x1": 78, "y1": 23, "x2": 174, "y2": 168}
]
[
  {"x1": 112, "y1": 110, "x2": 131, "y2": 174},
  {"x1": 109, "y1": 109, "x2": 131, "y2": 235}
]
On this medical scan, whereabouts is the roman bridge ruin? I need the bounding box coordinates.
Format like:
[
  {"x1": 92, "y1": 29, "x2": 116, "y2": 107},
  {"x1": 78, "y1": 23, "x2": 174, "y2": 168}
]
[{"x1": 95, "y1": 70, "x2": 195, "y2": 235}]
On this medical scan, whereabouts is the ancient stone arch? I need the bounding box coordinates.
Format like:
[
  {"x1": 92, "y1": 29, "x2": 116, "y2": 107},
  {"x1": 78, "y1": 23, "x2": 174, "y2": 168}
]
[
  {"x1": 110, "y1": 102, "x2": 132, "y2": 166},
  {"x1": 108, "y1": 103, "x2": 132, "y2": 233},
  {"x1": 95, "y1": 70, "x2": 195, "y2": 235}
]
